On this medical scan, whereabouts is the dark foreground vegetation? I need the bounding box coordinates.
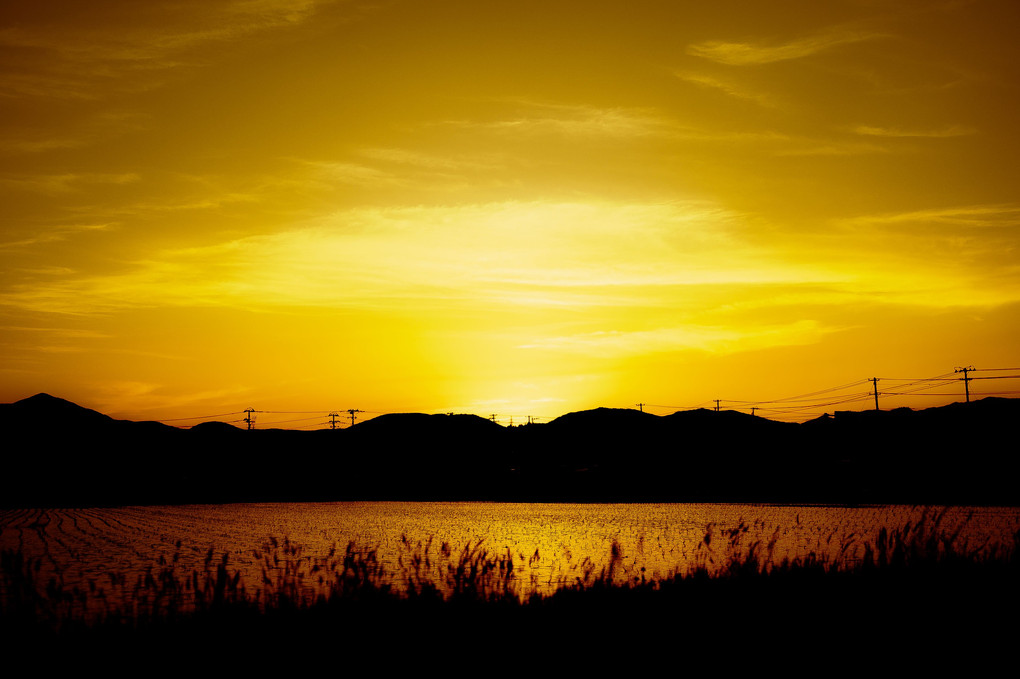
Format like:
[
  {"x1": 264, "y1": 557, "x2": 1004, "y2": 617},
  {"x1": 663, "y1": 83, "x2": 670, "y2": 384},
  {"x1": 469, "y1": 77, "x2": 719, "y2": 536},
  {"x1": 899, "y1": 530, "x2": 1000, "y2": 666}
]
[{"x1": 3, "y1": 511, "x2": 1018, "y2": 669}]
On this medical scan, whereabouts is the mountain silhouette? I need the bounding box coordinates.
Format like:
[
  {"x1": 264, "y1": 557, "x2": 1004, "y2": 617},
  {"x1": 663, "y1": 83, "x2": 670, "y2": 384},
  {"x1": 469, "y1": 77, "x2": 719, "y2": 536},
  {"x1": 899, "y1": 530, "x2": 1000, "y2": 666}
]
[{"x1": 2, "y1": 393, "x2": 1018, "y2": 507}]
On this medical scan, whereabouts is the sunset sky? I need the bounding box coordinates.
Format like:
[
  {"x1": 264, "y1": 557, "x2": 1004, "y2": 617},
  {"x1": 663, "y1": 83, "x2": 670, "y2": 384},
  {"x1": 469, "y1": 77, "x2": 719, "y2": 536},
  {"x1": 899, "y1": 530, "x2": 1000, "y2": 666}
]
[{"x1": 2, "y1": 0, "x2": 1019, "y2": 425}]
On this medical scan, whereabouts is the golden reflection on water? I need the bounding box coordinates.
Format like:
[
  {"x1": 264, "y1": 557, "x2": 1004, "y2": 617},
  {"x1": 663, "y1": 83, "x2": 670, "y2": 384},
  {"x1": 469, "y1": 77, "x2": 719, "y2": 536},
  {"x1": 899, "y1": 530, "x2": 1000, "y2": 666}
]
[{"x1": 2, "y1": 502, "x2": 1018, "y2": 609}]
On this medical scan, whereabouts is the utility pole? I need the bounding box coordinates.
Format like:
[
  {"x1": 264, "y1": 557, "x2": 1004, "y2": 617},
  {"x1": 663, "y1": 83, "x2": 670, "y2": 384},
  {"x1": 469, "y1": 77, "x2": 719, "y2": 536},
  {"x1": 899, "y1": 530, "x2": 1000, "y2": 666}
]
[
  {"x1": 490, "y1": 414, "x2": 498, "y2": 423},
  {"x1": 750, "y1": 407, "x2": 758, "y2": 417},
  {"x1": 243, "y1": 408, "x2": 256, "y2": 430},
  {"x1": 328, "y1": 412, "x2": 341, "y2": 430},
  {"x1": 714, "y1": 399, "x2": 721, "y2": 412},
  {"x1": 955, "y1": 366, "x2": 975, "y2": 403},
  {"x1": 870, "y1": 377, "x2": 880, "y2": 411},
  {"x1": 635, "y1": 403, "x2": 645, "y2": 413},
  {"x1": 346, "y1": 408, "x2": 363, "y2": 427}
]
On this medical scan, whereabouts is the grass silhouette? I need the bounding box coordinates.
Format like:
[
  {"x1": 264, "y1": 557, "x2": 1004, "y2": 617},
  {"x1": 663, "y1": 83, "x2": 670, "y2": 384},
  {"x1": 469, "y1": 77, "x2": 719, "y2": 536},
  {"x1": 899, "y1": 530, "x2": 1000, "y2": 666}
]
[{"x1": 2, "y1": 508, "x2": 1017, "y2": 664}]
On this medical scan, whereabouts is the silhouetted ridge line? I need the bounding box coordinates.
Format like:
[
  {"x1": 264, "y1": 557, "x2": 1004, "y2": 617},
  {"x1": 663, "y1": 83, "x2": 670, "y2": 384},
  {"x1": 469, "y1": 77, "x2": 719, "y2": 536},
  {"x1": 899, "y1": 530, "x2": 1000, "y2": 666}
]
[
  {"x1": 10, "y1": 392, "x2": 113, "y2": 422},
  {"x1": 2, "y1": 393, "x2": 1019, "y2": 506}
]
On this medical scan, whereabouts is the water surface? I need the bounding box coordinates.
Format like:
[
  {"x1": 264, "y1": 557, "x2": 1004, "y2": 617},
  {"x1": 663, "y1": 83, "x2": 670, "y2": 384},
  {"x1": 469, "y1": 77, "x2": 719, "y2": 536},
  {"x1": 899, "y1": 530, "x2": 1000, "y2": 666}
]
[{"x1": 2, "y1": 502, "x2": 1017, "y2": 610}]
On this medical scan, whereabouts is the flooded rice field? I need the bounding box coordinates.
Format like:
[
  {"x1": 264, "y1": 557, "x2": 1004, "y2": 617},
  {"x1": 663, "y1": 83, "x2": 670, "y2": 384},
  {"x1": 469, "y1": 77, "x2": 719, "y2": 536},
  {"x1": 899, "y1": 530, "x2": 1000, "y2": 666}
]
[{"x1": 2, "y1": 502, "x2": 1018, "y2": 615}]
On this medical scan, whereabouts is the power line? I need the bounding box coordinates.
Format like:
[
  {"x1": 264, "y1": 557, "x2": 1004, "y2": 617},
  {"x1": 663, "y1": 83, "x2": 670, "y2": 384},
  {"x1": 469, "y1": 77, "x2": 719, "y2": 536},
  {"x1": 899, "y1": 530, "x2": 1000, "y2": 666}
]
[
  {"x1": 648, "y1": 368, "x2": 1009, "y2": 420},
  {"x1": 728, "y1": 391, "x2": 872, "y2": 409},
  {"x1": 256, "y1": 415, "x2": 325, "y2": 426},
  {"x1": 748, "y1": 379, "x2": 872, "y2": 405},
  {"x1": 872, "y1": 376, "x2": 956, "y2": 382},
  {"x1": 644, "y1": 401, "x2": 715, "y2": 411},
  {"x1": 148, "y1": 365, "x2": 1020, "y2": 429},
  {"x1": 878, "y1": 380, "x2": 957, "y2": 397},
  {"x1": 261, "y1": 410, "x2": 328, "y2": 414},
  {"x1": 883, "y1": 391, "x2": 1020, "y2": 397},
  {"x1": 159, "y1": 410, "x2": 245, "y2": 422}
]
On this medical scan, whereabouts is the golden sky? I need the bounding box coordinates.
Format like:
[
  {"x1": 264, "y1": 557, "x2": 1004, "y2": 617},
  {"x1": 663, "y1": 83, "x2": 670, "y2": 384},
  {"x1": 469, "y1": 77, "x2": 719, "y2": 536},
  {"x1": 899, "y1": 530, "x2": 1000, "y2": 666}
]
[{"x1": 2, "y1": 0, "x2": 1019, "y2": 425}]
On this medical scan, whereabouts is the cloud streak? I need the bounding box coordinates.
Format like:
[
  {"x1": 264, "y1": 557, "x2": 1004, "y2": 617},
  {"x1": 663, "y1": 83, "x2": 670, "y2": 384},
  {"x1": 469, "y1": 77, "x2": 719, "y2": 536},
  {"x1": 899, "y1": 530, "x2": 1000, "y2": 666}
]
[
  {"x1": 851, "y1": 124, "x2": 977, "y2": 138},
  {"x1": 838, "y1": 204, "x2": 1020, "y2": 228},
  {"x1": 439, "y1": 102, "x2": 677, "y2": 140},
  {"x1": 0, "y1": 222, "x2": 114, "y2": 250},
  {"x1": 675, "y1": 71, "x2": 778, "y2": 107},
  {"x1": 0, "y1": 172, "x2": 139, "y2": 195},
  {"x1": 8, "y1": 196, "x2": 1013, "y2": 326},
  {"x1": 519, "y1": 320, "x2": 836, "y2": 358},
  {"x1": 688, "y1": 30, "x2": 881, "y2": 65},
  {"x1": 0, "y1": 200, "x2": 814, "y2": 315},
  {"x1": 0, "y1": 0, "x2": 333, "y2": 99}
]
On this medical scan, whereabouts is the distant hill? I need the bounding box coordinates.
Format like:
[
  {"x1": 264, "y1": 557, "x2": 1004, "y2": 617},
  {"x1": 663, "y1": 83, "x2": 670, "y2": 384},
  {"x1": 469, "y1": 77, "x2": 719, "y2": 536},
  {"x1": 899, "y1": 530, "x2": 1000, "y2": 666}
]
[
  {"x1": 5, "y1": 392, "x2": 118, "y2": 428},
  {"x1": 2, "y1": 393, "x2": 1018, "y2": 507}
]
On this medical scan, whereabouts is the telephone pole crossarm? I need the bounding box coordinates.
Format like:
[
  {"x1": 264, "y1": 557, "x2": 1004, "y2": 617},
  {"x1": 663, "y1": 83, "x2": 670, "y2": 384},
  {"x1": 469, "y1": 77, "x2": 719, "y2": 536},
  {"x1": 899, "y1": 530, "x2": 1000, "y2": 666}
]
[{"x1": 955, "y1": 366, "x2": 975, "y2": 403}]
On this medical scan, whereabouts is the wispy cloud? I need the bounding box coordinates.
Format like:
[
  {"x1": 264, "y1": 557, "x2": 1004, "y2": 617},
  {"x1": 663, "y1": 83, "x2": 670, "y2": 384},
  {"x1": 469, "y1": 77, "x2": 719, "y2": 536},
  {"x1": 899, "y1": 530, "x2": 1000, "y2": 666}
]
[
  {"x1": 92, "y1": 190, "x2": 261, "y2": 217},
  {"x1": 665, "y1": 128, "x2": 889, "y2": 156},
  {"x1": 5, "y1": 197, "x2": 1016, "y2": 320},
  {"x1": 688, "y1": 29, "x2": 881, "y2": 65},
  {"x1": 519, "y1": 320, "x2": 835, "y2": 357},
  {"x1": 440, "y1": 102, "x2": 677, "y2": 140},
  {"x1": 838, "y1": 204, "x2": 1020, "y2": 227},
  {"x1": 799, "y1": 203, "x2": 1020, "y2": 307},
  {"x1": 358, "y1": 147, "x2": 502, "y2": 173},
  {"x1": 0, "y1": 0, "x2": 334, "y2": 99},
  {"x1": 776, "y1": 141, "x2": 891, "y2": 156},
  {"x1": 0, "y1": 172, "x2": 139, "y2": 195},
  {"x1": 95, "y1": 383, "x2": 262, "y2": 420},
  {"x1": 851, "y1": 124, "x2": 977, "y2": 138},
  {"x1": 301, "y1": 160, "x2": 407, "y2": 189},
  {"x1": 0, "y1": 223, "x2": 115, "y2": 250},
  {"x1": 0, "y1": 325, "x2": 111, "y2": 340},
  {"x1": 0, "y1": 135, "x2": 90, "y2": 153},
  {"x1": 0, "y1": 200, "x2": 812, "y2": 315},
  {"x1": 0, "y1": 324, "x2": 112, "y2": 357},
  {"x1": 675, "y1": 71, "x2": 778, "y2": 107}
]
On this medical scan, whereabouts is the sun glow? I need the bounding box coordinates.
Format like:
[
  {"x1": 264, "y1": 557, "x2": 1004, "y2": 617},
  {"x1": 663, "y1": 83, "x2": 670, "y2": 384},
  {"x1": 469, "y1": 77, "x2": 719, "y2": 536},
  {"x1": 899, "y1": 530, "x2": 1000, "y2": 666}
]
[{"x1": 2, "y1": 1, "x2": 1019, "y2": 423}]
